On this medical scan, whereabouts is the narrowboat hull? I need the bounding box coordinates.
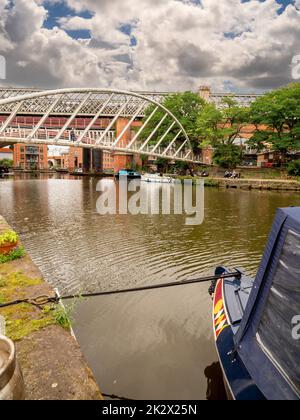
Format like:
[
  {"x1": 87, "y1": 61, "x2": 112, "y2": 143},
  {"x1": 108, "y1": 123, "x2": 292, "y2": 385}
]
[
  {"x1": 212, "y1": 270, "x2": 265, "y2": 400},
  {"x1": 55, "y1": 168, "x2": 69, "y2": 173},
  {"x1": 141, "y1": 174, "x2": 173, "y2": 184},
  {"x1": 211, "y1": 208, "x2": 300, "y2": 401},
  {"x1": 115, "y1": 173, "x2": 141, "y2": 180}
]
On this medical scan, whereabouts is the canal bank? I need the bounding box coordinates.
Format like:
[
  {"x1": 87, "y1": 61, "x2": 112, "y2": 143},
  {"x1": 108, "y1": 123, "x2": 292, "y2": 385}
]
[
  {"x1": 0, "y1": 216, "x2": 103, "y2": 400},
  {"x1": 8, "y1": 170, "x2": 300, "y2": 192},
  {"x1": 211, "y1": 177, "x2": 300, "y2": 191},
  {"x1": 176, "y1": 176, "x2": 300, "y2": 191}
]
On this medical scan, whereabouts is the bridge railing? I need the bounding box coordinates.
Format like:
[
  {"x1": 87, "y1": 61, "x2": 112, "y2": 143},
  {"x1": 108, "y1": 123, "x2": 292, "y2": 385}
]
[
  {"x1": 0, "y1": 126, "x2": 200, "y2": 162},
  {"x1": 0, "y1": 88, "x2": 205, "y2": 164},
  {"x1": 1, "y1": 127, "x2": 116, "y2": 144}
]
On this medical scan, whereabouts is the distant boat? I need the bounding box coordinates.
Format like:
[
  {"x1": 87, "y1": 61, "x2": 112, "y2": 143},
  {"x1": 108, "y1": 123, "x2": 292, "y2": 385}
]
[
  {"x1": 115, "y1": 169, "x2": 141, "y2": 179},
  {"x1": 0, "y1": 167, "x2": 9, "y2": 175},
  {"x1": 55, "y1": 168, "x2": 69, "y2": 173},
  {"x1": 210, "y1": 207, "x2": 300, "y2": 400},
  {"x1": 141, "y1": 173, "x2": 173, "y2": 184}
]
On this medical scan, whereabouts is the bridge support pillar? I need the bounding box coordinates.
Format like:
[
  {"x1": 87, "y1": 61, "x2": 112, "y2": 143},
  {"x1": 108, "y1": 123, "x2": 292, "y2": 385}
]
[
  {"x1": 92, "y1": 149, "x2": 103, "y2": 172},
  {"x1": 113, "y1": 118, "x2": 142, "y2": 173},
  {"x1": 69, "y1": 147, "x2": 82, "y2": 172},
  {"x1": 82, "y1": 148, "x2": 103, "y2": 173}
]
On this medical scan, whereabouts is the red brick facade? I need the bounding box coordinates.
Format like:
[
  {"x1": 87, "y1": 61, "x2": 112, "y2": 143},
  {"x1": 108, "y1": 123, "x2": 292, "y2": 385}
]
[
  {"x1": 68, "y1": 147, "x2": 83, "y2": 171},
  {"x1": 102, "y1": 152, "x2": 114, "y2": 171},
  {"x1": 14, "y1": 144, "x2": 48, "y2": 170},
  {"x1": 9, "y1": 117, "x2": 147, "y2": 173}
]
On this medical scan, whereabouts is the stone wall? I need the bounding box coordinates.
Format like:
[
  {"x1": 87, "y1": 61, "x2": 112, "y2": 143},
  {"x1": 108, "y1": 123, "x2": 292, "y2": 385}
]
[{"x1": 0, "y1": 216, "x2": 103, "y2": 400}]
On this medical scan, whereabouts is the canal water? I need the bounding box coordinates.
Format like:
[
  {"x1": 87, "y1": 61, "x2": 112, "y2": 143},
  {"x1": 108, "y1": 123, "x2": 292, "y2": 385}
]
[{"x1": 1, "y1": 174, "x2": 300, "y2": 400}]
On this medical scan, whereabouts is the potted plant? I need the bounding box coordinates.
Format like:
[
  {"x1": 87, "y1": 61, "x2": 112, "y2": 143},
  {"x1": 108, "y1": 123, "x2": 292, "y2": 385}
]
[{"x1": 0, "y1": 230, "x2": 19, "y2": 255}]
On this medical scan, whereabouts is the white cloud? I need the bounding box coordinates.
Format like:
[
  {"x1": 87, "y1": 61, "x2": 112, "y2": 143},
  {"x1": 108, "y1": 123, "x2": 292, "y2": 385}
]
[
  {"x1": 0, "y1": 0, "x2": 299, "y2": 92},
  {"x1": 59, "y1": 16, "x2": 92, "y2": 31}
]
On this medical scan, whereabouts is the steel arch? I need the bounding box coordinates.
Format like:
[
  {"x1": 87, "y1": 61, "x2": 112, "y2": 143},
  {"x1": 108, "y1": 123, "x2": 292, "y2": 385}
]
[{"x1": 0, "y1": 88, "x2": 202, "y2": 164}]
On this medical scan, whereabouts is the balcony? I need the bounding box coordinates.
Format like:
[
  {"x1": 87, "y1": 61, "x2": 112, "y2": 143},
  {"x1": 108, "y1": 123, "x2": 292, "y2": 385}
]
[{"x1": 25, "y1": 147, "x2": 39, "y2": 155}]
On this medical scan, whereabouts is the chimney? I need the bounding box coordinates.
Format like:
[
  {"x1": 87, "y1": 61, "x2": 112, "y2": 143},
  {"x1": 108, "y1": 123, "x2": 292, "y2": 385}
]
[{"x1": 198, "y1": 86, "x2": 211, "y2": 101}]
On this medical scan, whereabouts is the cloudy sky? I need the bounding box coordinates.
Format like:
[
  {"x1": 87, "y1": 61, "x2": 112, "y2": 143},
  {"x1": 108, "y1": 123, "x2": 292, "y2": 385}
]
[{"x1": 0, "y1": 0, "x2": 299, "y2": 93}]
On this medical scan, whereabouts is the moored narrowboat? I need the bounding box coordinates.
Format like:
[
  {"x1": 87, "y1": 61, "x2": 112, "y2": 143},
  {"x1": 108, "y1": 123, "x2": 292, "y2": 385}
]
[
  {"x1": 141, "y1": 173, "x2": 173, "y2": 184},
  {"x1": 115, "y1": 169, "x2": 141, "y2": 179},
  {"x1": 210, "y1": 207, "x2": 300, "y2": 400}
]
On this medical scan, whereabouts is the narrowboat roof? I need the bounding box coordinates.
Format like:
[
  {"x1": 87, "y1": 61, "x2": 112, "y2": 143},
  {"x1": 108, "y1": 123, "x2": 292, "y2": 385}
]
[
  {"x1": 234, "y1": 207, "x2": 300, "y2": 400},
  {"x1": 118, "y1": 169, "x2": 140, "y2": 175}
]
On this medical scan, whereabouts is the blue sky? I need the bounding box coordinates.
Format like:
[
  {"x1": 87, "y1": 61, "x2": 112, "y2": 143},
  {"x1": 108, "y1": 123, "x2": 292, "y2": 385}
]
[
  {"x1": 43, "y1": 0, "x2": 138, "y2": 44},
  {"x1": 43, "y1": 1, "x2": 93, "y2": 38},
  {"x1": 43, "y1": 0, "x2": 297, "y2": 39},
  {"x1": 266, "y1": 0, "x2": 296, "y2": 13}
]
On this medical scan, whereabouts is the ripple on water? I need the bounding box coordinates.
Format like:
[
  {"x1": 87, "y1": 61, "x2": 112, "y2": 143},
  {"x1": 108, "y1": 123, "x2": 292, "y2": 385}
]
[{"x1": 1, "y1": 177, "x2": 300, "y2": 399}]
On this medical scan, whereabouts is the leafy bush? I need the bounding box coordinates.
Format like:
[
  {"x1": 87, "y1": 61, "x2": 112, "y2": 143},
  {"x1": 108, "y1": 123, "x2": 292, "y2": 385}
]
[
  {"x1": 204, "y1": 178, "x2": 219, "y2": 187},
  {"x1": 125, "y1": 161, "x2": 140, "y2": 171},
  {"x1": 0, "y1": 159, "x2": 13, "y2": 168},
  {"x1": 287, "y1": 160, "x2": 300, "y2": 177},
  {"x1": 213, "y1": 144, "x2": 243, "y2": 169},
  {"x1": 0, "y1": 246, "x2": 25, "y2": 264},
  {"x1": 0, "y1": 230, "x2": 19, "y2": 246},
  {"x1": 43, "y1": 299, "x2": 80, "y2": 329}
]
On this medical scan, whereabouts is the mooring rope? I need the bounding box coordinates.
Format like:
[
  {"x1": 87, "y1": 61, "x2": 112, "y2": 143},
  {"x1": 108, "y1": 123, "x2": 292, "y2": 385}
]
[
  {"x1": 0, "y1": 271, "x2": 241, "y2": 309},
  {"x1": 101, "y1": 392, "x2": 133, "y2": 401}
]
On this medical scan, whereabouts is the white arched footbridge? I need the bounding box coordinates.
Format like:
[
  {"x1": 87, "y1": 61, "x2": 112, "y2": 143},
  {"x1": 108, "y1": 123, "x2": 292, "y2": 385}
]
[{"x1": 0, "y1": 88, "x2": 202, "y2": 164}]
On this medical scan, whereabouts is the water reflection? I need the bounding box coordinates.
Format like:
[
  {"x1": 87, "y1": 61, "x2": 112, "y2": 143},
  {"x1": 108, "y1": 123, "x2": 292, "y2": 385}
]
[
  {"x1": 204, "y1": 362, "x2": 227, "y2": 400},
  {"x1": 1, "y1": 175, "x2": 300, "y2": 399}
]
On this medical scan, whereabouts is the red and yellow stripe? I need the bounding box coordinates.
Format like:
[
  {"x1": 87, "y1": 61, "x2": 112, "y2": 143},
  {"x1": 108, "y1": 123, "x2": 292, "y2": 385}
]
[{"x1": 213, "y1": 278, "x2": 229, "y2": 340}]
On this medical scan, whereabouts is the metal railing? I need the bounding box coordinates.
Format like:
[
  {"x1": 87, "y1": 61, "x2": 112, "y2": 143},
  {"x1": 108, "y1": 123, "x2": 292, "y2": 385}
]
[{"x1": 0, "y1": 89, "x2": 203, "y2": 164}]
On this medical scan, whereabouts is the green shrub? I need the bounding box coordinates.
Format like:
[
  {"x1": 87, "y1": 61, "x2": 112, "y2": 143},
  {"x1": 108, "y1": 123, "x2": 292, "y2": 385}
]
[
  {"x1": 52, "y1": 305, "x2": 73, "y2": 329},
  {"x1": 43, "y1": 298, "x2": 81, "y2": 330},
  {"x1": 213, "y1": 144, "x2": 243, "y2": 169},
  {"x1": 0, "y1": 247, "x2": 25, "y2": 264},
  {"x1": 0, "y1": 159, "x2": 13, "y2": 168},
  {"x1": 204, "y1": 178, "x2": 219, "y2": 187},
  {"x1": 0, "y1": 230, "x2": 19, "y2": 246},
  {"x1": 287, "y1": 160, "x2": 300, "y2": 177}
]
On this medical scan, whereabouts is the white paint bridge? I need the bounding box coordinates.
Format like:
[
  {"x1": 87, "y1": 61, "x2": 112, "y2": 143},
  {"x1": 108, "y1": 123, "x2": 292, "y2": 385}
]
[{"x1": 0, "y1": 88, "x2": 202, "y2": 164}]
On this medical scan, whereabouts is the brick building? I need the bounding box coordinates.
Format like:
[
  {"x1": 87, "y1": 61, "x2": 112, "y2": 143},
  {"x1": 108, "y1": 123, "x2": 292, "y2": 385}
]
[
  {"x1": 14, "y1": 144, "x2": 48, "y2": 170},
  {"x1": 48, "y1": 147, "x2": 83, "y2": 171},
  {"x1": 198, "y1": 86, "x2": 267, "y2": 166},
  {"x1": 68, "y1": 147, "x2": 83, "y2": 171},
  {"x1": 48, "y1": 117, "x2": 143, "y2": 174},
  {"x1": 102, "y1": 152, "x2": 114, "y2": 172}
]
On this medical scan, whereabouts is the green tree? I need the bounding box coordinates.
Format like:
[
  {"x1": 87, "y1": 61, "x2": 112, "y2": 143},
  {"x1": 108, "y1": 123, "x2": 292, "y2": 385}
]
[
  {"x1": 173, "y1": 160, "x2": 190, "y2": 174},
  {"x1": 287, "y1": 159, "x2": 300, "y2": 177},
  {"x1": 139, "y1": 92, "x2": 205, "y2": 155},
  {"x1": 213, "y1": 144, "x2": 243, "y2": 169},
  {"x1": 248, "y1": 83, "x2": 300, "y2": 163},
  {"x1": 154, "y1": 157, "x2": 169, "y2": 173},
  {"x1": 196, "y1": 97, "x2": 249, "y2": 168},
  {"x1": 0, "y1": 159, "x2": 13, "y2": 168}
]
